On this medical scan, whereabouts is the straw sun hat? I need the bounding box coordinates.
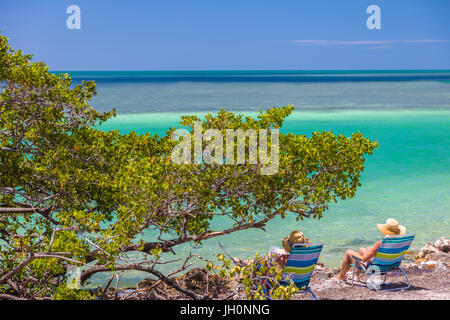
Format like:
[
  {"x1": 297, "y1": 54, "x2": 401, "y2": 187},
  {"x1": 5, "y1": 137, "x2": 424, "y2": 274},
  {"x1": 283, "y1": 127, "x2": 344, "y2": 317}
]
[
  {"x1": 282, "y1": 230, "x2": 310, "y2": 252},
  {"x1": 377, "y1": 218, "x2": 406, "y2": 236}
]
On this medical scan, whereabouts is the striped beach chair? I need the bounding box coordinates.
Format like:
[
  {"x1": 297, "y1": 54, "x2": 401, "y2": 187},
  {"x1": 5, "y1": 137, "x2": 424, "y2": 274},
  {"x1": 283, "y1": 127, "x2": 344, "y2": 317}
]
[
  {"x1": 351, "y1": 233, "x2": 415, "y2": 291},
  {"x1": 280, "y1": 242, "x2": 324, "y2": 300}
]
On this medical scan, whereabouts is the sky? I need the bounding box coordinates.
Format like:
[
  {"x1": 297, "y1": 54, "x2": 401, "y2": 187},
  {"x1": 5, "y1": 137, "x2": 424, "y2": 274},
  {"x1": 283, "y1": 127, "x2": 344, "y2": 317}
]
[{"x1": 0, "y1": 0, "x2": 449, "y2": 70}]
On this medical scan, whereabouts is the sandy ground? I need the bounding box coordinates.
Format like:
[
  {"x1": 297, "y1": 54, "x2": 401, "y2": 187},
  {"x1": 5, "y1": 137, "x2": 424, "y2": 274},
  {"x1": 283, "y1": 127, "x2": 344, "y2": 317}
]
[
  {"x1": 117, "y1": 258, "x2": 449, "y2": 300},
  {"x1": 294, "y1": 263, "x2": 450, "y2": 300},
  {"x1": 115, "y1": 238, "x2": 449, "y2": 300}
]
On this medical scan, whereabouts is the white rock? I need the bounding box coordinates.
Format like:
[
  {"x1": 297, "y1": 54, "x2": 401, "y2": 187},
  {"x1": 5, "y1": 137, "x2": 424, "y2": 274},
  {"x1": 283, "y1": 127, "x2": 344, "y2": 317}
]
[
  {"x1": 434, "y1": 237, "x2": 450, "y2": 253},
  {"x1": 418, "y1": 260, "x2": 446, "y2": 271},
  {"x1": 416, "y1": 243, "x2": 439, "y2": 258}
]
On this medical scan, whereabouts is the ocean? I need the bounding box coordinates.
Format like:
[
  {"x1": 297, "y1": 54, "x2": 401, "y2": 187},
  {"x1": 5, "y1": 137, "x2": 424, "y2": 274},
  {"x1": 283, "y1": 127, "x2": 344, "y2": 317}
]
[{"x1": 61, "y1": 70, "x2": 450, "y2": 286}]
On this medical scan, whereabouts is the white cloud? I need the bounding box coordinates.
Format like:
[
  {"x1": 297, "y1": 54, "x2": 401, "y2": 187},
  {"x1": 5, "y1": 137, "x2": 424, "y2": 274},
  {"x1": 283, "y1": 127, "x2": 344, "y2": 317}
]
[{"x1": 289, "y1": 39, "x2": 450, "y2": 46}]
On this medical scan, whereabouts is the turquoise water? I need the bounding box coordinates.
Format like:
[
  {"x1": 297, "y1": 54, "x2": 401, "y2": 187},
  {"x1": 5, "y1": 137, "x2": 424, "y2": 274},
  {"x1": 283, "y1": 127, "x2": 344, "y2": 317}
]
[{"x1": 59, "y1": 71, "x2": 450, "y2": 286}]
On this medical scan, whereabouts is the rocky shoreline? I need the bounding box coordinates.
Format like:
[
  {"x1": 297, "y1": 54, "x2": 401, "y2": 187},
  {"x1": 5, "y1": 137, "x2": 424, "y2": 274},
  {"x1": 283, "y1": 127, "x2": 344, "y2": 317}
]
[
  {"x1": 301, "y1": 237, "x2": 449, "y2": 300},
  {"x1": 111, "y1": 237, "x2": 449, "y2": 300}
]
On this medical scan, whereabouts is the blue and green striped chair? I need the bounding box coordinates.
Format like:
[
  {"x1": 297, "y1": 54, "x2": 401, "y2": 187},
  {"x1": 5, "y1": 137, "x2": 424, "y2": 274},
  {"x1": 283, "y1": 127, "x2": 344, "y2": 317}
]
[
  {"x1": 351, "y1": 233, "x2": 415, "y2": 291},
  {"x1": 280, "y1": 242, "x2": 323, "y2": 300}
]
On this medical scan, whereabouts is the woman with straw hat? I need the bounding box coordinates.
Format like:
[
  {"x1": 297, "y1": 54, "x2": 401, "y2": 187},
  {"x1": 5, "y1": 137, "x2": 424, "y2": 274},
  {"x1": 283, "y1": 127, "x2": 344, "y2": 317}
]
[
  {"x1": 229, "y1": 230, "x2": 310, "y2": 295},
  {"x1": 256, "y1": 230, "x2": 311, "y2": 269},
  {"x1": 231, "y1": 230, "x2": 310, "y2": 269},
  {"x1": 282, "y1": 230, "x2": 310, "y2": 252},
  {"x1": 334, "y1": 218, "x2": 406, "y2": 281}
]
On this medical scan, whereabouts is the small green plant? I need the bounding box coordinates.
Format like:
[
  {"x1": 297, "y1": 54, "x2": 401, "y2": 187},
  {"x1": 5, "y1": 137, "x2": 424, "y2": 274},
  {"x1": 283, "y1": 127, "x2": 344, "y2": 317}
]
[{"x1": 207, "y1": 253, "x2": 298, "y2": 300}]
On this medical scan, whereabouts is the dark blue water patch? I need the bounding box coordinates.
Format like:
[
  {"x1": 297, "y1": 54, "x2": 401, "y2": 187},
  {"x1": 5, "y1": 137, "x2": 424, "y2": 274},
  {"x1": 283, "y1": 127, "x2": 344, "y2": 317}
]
[
  {"x1": 51, "y1": 70, "x2": 450, "y2": 84},
  {"x1": 342, "y1": 239, "x2": 376, "y2": 247},
  {"x1": 69, "y1": 74, "x2": 450, "y2": 84},
  {"x1": 324, "y1": 239, "x2": 376, "y2": 253}
]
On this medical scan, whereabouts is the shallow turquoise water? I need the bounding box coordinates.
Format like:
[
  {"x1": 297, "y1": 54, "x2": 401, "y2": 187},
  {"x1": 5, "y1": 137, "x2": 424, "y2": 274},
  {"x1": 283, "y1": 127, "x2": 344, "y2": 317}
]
[
  {"x1": 66, "y1": 70, "x2": 450, "y2": 286},
  {"x1": 93, "y1": 110, "x2": 450, "y2": 286}
]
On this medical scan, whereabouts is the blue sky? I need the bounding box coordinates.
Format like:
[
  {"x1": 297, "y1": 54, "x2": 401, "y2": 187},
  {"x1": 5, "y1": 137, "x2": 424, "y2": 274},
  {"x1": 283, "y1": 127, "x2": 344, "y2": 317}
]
[{"x1": 1, "y1": 0, "x2": 449, "y2": 70}]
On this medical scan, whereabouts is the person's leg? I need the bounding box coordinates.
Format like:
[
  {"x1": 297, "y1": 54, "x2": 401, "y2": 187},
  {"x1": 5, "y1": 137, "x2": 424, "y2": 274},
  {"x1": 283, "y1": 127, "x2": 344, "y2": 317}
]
[
  {"x1": 334, "y1": 249, "x2": 361, "y2": 280},
  {"x1": 352, "y1": 248, "x2": 366, "y2": 280}
]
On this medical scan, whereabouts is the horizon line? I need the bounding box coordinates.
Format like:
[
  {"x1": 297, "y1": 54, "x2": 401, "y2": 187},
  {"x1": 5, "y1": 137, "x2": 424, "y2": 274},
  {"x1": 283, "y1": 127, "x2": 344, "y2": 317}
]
[{"x1": 49, "y1": 68, "x2": 450, "y2": 72}]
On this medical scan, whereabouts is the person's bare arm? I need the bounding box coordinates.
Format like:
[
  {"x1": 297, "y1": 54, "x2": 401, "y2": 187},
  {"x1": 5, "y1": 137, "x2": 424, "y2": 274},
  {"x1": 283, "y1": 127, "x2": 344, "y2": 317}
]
[
  {"x1": 361, "y1": 241, "x2": 382, "y2": 263},
  {"x1": 349, "y1": 250, "x2": 363, "y2": 261}
]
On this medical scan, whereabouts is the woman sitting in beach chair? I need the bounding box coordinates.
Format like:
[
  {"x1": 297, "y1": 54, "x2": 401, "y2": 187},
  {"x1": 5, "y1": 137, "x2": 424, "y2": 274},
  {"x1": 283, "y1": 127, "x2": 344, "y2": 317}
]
[
  {"x1": 334, "y1": 218, "x2": 413, "y2": 290},
  {"x1": 231, "y1": 230, "x2": 311, "y2": 293},
  {"x1": 231, "y1": 230, "x2": 310, "y2": 270},
  {"x1": 233, "y1": 230, "x2": 323, "y2": 299}
]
